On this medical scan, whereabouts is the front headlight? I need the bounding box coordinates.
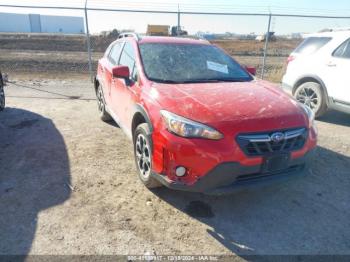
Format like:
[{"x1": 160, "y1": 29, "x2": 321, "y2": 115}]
[{"x1": 160, "y1": 110, "x2": 223, "y2": 140}]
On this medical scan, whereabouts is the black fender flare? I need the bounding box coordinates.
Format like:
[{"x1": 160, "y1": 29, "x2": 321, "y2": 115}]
[{"x1": 131, "y1": 104, "x2": 153, "y2": 136}]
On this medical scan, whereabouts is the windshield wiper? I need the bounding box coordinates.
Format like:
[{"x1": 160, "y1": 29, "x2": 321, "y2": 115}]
[
  {"x1": 150, "y1": 78, "x2": 251, "y2": 84},
  {"x1": 182, "y1": 79, "x2": 220, "y2": 83},
  {"x1": 182, "y1": 78, "x2": 250, "y2": 83},
  {"x1": 149, "y1": 78, "x2": 184, "y2": 84},
  {"x1": 215, "y1": 78, "x2": 250, "y2": 82}
]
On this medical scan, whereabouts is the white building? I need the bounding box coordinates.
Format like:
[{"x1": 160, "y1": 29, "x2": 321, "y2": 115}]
[{"x1": 0, "y1": 12, "x2": 85, "y2": 34}]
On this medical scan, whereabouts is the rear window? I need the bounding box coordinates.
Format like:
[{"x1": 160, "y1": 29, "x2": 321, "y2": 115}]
[{"x1": 294, "y1": 37, "x2": 331, "y2": 55}]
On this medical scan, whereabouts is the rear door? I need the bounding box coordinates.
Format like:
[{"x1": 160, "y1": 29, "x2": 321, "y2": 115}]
[
  {"x1": 110, "y1": 41, "x2": 139, "y2": 133},
  {"x1": 322, "y1": 38, "x2": 350, "y2": 103},
  {"x1": 105, "y1": 42, "x2": 124, "y2": 102},
  {"x1": 97, "y1": 44, "x2": 113, "y2": 101}
]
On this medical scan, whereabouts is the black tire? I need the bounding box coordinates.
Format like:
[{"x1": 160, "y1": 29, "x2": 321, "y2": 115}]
[
  {"x1": 0, "y1": 82, "x2": 4, "y2": 111},
  {"x1": 96, "y1": 84, "x2": 111, "y2": 121},
  {"x1": 294, "y1": 82, "x2": 328, "y2": 117},
  {"x1": 133, "y1": 123, "x2": 162, "y2": 189}
]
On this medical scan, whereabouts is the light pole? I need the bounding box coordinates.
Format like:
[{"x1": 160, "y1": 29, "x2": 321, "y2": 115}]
[
  {"x1": 261, "y1": 13, "x2": 272, "y2": 79},
  {"x1": 84, "y1": 0, "x2": 93, "y2": 82}
]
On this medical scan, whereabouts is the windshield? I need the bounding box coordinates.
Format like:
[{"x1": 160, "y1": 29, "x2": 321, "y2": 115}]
[{"x1": 139, "y1": 43, "x2": 253, "y2": 83}]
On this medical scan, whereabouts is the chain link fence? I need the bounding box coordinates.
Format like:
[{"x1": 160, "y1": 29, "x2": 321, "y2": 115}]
[{"x1": 0, "y1": 3, "x2": 349, "y2": 82}]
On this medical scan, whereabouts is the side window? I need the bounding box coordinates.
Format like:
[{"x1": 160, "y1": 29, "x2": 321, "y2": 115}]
[
  {"x1": 333, "y1": 39, "x2": 350, "y2": 59},
  {"x1": 119, "y1": 42, "x2": 137, "y2": 80},
  {"x1": 108, "y1": 42, "x2": 123, "y2": 65}
]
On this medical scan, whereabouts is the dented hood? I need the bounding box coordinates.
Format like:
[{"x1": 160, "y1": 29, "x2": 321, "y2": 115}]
[{"x1": 151, "y1": 79, "x2": 308, "y2": 132}]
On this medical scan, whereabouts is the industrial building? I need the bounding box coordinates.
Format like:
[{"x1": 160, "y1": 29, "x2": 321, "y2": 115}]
[{"x1": 0, "y1": 12, "x2": 85, "y2": 34}]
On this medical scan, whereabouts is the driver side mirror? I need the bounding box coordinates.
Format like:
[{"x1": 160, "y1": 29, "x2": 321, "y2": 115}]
[
  {"x1": 112, "y1": 65, "x2": 130, "y2": 79},
  {"x1": 245, "y1": 66, "x2": 256, "y2": 76}
]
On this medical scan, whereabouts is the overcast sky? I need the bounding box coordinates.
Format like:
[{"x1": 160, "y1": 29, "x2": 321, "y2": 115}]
[{"x1": 0, "y1": 0, "x2": 350, "y2": 34}]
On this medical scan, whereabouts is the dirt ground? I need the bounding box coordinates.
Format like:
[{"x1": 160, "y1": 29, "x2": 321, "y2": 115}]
[{"x1": 0, "y1": 75, "x2": 349, "y2": 257}]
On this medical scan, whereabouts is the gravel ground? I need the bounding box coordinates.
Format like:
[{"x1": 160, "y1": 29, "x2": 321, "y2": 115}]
[{"x1": 0, "y1": 76, "x2": 349, "y2": 257}]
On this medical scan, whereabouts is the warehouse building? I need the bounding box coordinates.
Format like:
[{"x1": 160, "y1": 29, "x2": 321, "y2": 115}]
[{"x1": 0, "y1": 12, "x2": 85, "y2": 34}]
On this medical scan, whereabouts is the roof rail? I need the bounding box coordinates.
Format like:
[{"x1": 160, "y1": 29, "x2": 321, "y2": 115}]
[
  {"x1": 118, "y1": 32, "x2": 140, "y2": 41},
  {"x1": 173, "y1": 35, "x2": 211, "y2": 43},
  {"x1": 319, "y1": 27, "x2": 350, "y2": 33}
]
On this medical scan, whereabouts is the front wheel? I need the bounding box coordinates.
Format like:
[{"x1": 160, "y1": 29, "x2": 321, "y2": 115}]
[
  {"x1": 133, "y1": 123, "x2": 162, "y2": 189},
  {"x1": 294, "y1": 82, "x2": 328, "y2": 117}
]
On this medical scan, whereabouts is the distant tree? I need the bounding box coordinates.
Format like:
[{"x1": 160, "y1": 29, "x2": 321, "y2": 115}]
[{"x1": 108, "y1": 29, "x2": 119, "y2": 38}]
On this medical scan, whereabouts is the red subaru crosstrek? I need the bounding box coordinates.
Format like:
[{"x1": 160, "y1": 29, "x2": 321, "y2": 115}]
[{"x1": 94, "y1": 33, "x2": 317, "y2": 194}]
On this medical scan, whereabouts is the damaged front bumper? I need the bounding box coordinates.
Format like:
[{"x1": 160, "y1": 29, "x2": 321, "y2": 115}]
[{"x1": 151, "y1": 151, "x2": 313, "y2": 195}]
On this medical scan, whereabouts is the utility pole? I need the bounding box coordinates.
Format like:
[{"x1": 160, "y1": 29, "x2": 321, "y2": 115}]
[
  {"x1": 84, "y1": 0, "x2": 93, "y2": 82},
  {"x1": 261, "y1": 13, "x2": 272, "y2": 79}
]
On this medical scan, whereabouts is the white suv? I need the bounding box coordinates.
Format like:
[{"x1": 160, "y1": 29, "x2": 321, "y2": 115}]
[{"x1": 282, "y1": 30, "x2": 350, "y2": 117}]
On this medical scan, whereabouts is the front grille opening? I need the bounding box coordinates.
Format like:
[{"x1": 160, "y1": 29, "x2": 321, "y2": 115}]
[
  {"x1": 237, "y1": 128, "x2": 307, "y2": 156},
  {"x1": 236, "y1": 164, "x2": 303, "y2": 182}
]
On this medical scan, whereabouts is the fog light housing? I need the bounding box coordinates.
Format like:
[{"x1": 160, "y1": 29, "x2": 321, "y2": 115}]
[{"x1": 175, "y1": 166, "x2": 187, "y2": 177}]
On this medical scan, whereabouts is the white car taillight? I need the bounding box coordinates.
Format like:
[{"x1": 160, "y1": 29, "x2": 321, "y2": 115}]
[{"x1": 287, "y1": 55, "x2": 296, "y2": 65}]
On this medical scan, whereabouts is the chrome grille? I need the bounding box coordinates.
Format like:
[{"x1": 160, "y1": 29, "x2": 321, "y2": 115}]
[{"x1": 236, "y1": 128, "x2": 307, "y2": 156}]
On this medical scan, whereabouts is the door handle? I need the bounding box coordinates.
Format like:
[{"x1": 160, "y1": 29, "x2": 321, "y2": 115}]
[{"x1": 327, "y1": 62, "x2": 337, "y2": 67}]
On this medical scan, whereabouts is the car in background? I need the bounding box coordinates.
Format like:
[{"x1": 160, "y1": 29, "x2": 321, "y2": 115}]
[
  {"x1": 94, "y1": 33, "x2": 317, "y2": 194},
  {"x1": 282, "y1": 30, "x2": 350, "y2": 117},
  {"x1": 0, "y1": 71, "x2": 5, "y2": 111}
]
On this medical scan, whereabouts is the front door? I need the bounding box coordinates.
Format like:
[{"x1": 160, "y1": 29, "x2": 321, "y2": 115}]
[
  {"x1": 322, "y1": 38, "x2": 350, "y2": 103},
  {"x1": 110, "y1": 41, "x2": 139, "y2": 134}
]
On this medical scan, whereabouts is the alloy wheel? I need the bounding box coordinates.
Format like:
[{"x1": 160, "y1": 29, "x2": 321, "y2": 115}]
[
  {"x1": 135, "y1": 134, "x2": 151, "y2": 179},
  {"x1": 296, "y1": 86, "x2": 320, "y2": 113}
]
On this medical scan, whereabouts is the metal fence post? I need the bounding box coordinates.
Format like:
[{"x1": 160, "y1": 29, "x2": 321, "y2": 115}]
[
  {"x1": 84, "y1": 0, "x2": 93, "y2": 83},
  {"x1": 177, "y1": 4, "x2": 181, "y2": 36},
  {"x1": 261, "y1": 13, "x2": 272, "y2": 79}
]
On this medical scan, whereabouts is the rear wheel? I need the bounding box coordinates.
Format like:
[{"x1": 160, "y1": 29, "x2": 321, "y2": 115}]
[
  {"x1": 0, "y1": 82, "x2": 4, "y2": 111},
  {"x1": 294, "y1": 82, "x2": 328, "y2": 117},
  {"x1": 134, "y1": 123, "x2": 162, "y2": 189},
  {"x1": 96, "y1": 84, "x2": 111, "y2": 121}
]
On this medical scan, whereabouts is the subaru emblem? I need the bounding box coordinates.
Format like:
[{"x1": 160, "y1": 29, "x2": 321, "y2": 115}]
[{"x1": 271, "y1": 132, "x2": 285, "y2": 143}]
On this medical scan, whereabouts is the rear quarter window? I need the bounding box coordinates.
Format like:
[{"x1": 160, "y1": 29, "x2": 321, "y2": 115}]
[
  {"x1": 294, "y1": 37, "x2": 332, "y2": 55},
  {"x1": 333, "y1": 38, "x2": 350, "y2": 59}
]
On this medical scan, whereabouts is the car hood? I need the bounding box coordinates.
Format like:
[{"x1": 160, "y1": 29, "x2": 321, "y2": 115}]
[{"x1": 151, "y1": 79, "x2": 308, "y2": 133}]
